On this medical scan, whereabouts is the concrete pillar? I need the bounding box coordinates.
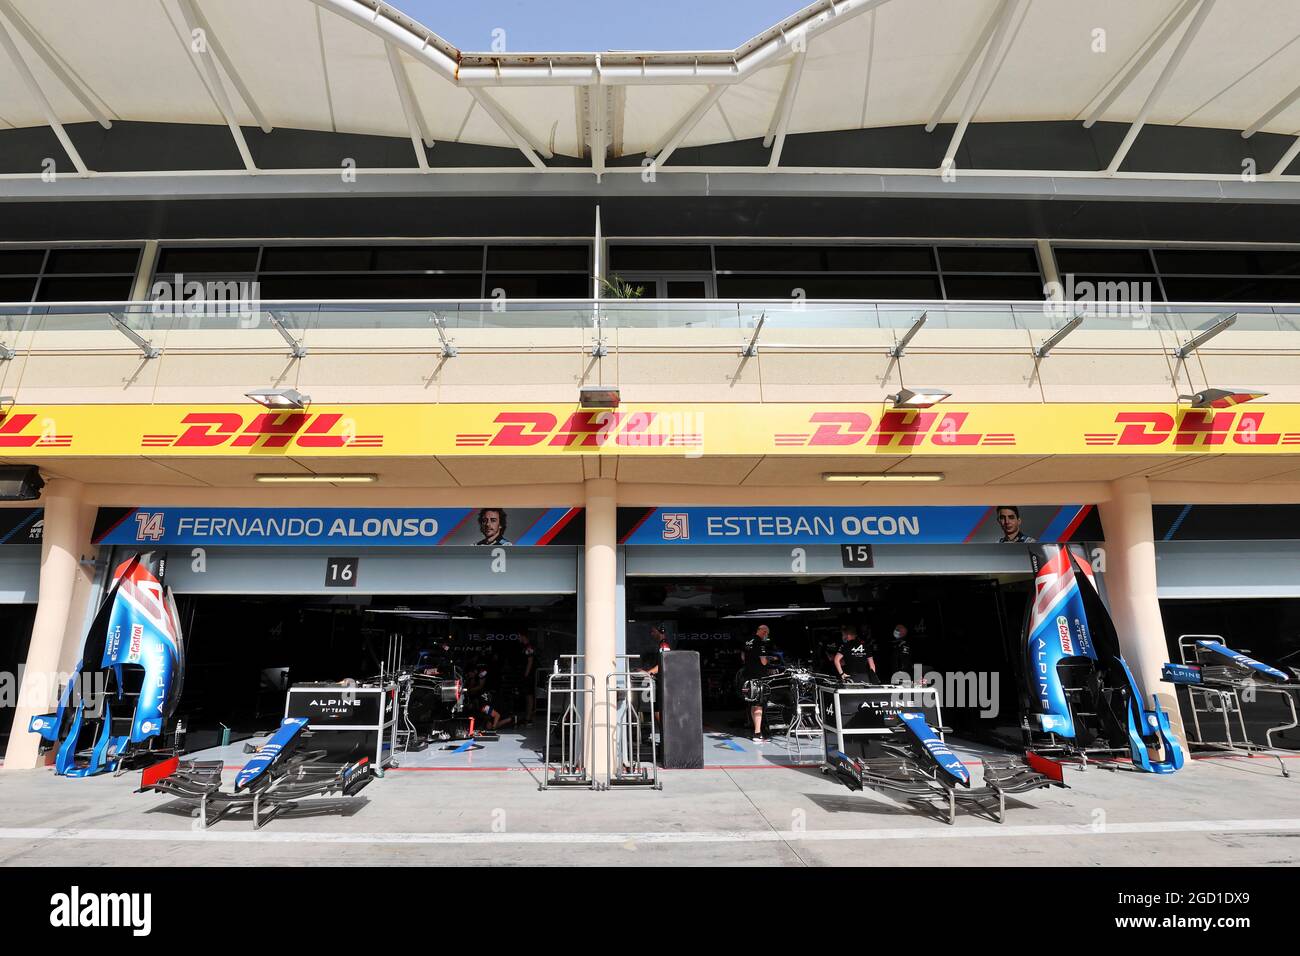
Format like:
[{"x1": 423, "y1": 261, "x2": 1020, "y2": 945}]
[
  {"x1": 583, "y1": 477, "x2": 617, "y2": 781},
  {"x1": 1097, "y1": 476, "x2": 1184, "y2": 738},
  {"x1": 3, "y1": 479, "x2": 85, "y2": 770}
]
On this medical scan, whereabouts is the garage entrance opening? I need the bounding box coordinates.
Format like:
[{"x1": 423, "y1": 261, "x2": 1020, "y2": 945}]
[
  {"x1": 174, "y1": 593, "x2": 577, "y2": 755},
  {"x1": 0, "y1": 605, "x2": 37, "y2": 747},
  {"x1": 628, "y1": 573, "x2": 1033, "y2": 757}
]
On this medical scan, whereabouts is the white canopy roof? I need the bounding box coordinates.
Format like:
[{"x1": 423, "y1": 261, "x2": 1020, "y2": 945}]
[{"x1": 1, "y1": 0, "x2": 1299, "y2": 178}]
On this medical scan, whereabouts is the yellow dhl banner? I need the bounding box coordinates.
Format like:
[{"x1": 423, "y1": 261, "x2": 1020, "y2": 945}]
[{"x1": 1, "y1": 403, "x2": 1299, "y2": 457}]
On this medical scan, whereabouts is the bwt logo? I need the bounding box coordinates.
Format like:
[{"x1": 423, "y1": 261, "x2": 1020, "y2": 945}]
[
  {"x1": 141, "y1": 412, "x2": 383, "y2": 450},
  {"x1": 774, "y1": 411, "x2": 1013, "y2": 448},
  {"x1": 1084, "y1": 410, "x2": 1299, "y2": 448},
  {"x1": 456, "y1": 412, "x2": 704, "y2": 450},
  {"x1": 50, "y1": 886, "x2": 152, "y2": 936}
]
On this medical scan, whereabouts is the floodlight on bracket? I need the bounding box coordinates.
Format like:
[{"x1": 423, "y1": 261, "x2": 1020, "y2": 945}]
[
  {"x1": 0, "y1": 342, "x2": 13, "y2": 361},
  {"x1": 1174, "y1": 313, "x2": 1236, "y2": 360},
  {"x1": 109, "y1": 312, "x2": 160, "y2": 359},
  {"x1": 888, "y1": 311, "x2": 927, "y2": 358},
  {"x1": 432, "y1": 312, "x2": 458, "y2": 358},
  {"x1": 741, "y1": 311, "x2": 766, "y2": 357},
  {"x1": 1034, "y1": 312, "x2": 1085, "y2": 359},
  {"x1": 267, "y1": 311, "x2": 308, "y2": 359}
]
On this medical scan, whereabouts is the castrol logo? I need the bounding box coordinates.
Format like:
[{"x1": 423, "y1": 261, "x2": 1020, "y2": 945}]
[{"x1": 1056, "y1": 616, "x2": 1074, "y2": 654}]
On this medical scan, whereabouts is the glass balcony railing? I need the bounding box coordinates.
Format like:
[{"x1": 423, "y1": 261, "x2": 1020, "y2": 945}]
[{"x1": 0, "y1": 298, "x2": 1298, "y2": 337}]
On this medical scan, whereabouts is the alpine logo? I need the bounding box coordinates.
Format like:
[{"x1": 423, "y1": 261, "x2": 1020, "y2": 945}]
[{"x1": 1057, "y1": 615, "x2": 1074, "y2": 654}]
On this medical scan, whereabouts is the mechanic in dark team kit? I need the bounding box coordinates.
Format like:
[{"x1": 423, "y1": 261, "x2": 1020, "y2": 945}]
[
  {"x1": 833, "y1": 624, "x2": 878, "y2": 683},
  {"x1": 741, "y1": 624, "x2": 778, "y2": 741}
]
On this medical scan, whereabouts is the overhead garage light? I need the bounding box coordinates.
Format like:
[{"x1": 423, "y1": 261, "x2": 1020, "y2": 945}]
[
  {"x1": 255, "y1": 474, "x2": 377, "y2": 484},
  {"x1": 245, "y1": 387, "x2": 311, "y2": 409},
  {"x1": 822, "y1": 472, "x2": 945, "y2": 483},
  {"x1": 887, "y1": 388, "x2": 951, "y2": 409},
  {"x1": 579, "y1": 386, "x2": 621, "y2": 409},
  {"x1": 1182, "y1": 387, "x2": 1268, "y2": 409}
]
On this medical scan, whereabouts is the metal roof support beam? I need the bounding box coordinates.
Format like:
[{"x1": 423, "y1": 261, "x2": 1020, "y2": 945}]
[
  {"x1": 0, "y1": 0, "x2": 111, "y2": 129},
  {"x1": 1243, "y1": 81, "x2": 1300, "y2": 139},
  {"x1": 0, "y1": 4, "x2": 90, "y2": 175},
  {"x1": 185, "y1": 0, "x2": 272, "y2": 133},
  {"x1": 1083, "y1": 0, "x2": 1198, "y2": 130},
  {"x1": 925, "y1": 0, "x2": 1008, "y2": 133},
  {"x1": 649, "y1": 85, "x2": 726, "y2": 167},
  {"x1": 1104, "y1": 0, "x2": 1215, "y2": 175},
  {"x1": 764, "y1": 47, "x2": 807, "y2": 146},
  {"x1": 312, "y1": 0, "x2": 892, "y2": 88},
  {"x1": 467, "y1": 88, "x2": 549, "y2": 169},
  {"x1": 589, "y1": 85, "x2": 607, "y2": 178},
  {"x1": 176, "y1": 0, "x2": 258, "y2": 172},
  {"x1": 385, "y1": 42, "x2": 430, "y2": 169},
  {"x1": 1268, "y1": 135, "x2": 1300, "y2": 177},
  {"x1": 178, "y1": 0, "x2": 258, "y2": 171},
  {"x1": 766, "y1": 49, "x2": 807, "y2": 168},
  {"x1": 941, "y1": 0, "x2": 1021, "y2": 170}
]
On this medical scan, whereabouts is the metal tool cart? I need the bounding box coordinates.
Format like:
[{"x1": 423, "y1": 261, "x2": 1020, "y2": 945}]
[
  {"x1": 542, "y1": 655, "x2": 597, "y2": 790},
  {"x1": 1164, "y1": 634, "x2": 1299, "y2": 777},
  {"x1": 607, "y1": 656, "x2": 661, "y2": 789}
]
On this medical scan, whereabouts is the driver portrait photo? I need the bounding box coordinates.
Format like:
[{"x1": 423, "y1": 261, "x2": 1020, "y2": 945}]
[
  {"x1": 995, "y1": 505, "x2": 1036, "y2": 543},
  {"x1": 475, "y1": 508, "x2": 514, "y2": 546}
]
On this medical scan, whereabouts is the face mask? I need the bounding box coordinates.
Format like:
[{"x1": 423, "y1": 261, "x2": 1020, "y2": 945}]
[{"x1": 893, "y1": 630, "x2": 902, "y2": 639}]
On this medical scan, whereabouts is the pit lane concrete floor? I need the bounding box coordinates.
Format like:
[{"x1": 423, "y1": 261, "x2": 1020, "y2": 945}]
[{"x1": 0, "y1": 751, "x2": 1297, "y2": 866}]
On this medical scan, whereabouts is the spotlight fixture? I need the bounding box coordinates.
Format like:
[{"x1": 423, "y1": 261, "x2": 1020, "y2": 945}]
[
  {"x1": 887, "y1": 388, "x2": 952, "y2": 409},
  {"x1": 579, "y1": 386, "x2": 621, "y2": 409},
  {"x1": 0, "y1": 465, "x2": 44, "y2": 501},
  {"x1": 0, "y1": 395, "x2": 14, "y2": 416},
  {"x1": 822, "y1": 472, "x2": 945, "y2": 483},
  {"x1": 1182, "y1": 387, "x2": 1268, "y2": 409},
  {"x1": 255, "y1": 474, "x2": 377, "y2": 484},
  {"x1": 245, "y1": 388, "x2": 311, "y2": 409}
]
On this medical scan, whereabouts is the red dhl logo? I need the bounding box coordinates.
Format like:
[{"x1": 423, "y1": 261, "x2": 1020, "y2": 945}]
[
  {"x1": 774, "y1": 411, "x2": 1009, "y2": 448},
  {"x1": 1086, "y1": 411, "x2": 1300, "y2": 447},
  {"x1": 457, "y1": 412, "x2": 702, "y2": 448},
  {"x1": 141, "y1": 413, "x2": 383, "y2": 450},
  {"x1": 0, "y1": 414, "x2": 73, "y2": 448}
]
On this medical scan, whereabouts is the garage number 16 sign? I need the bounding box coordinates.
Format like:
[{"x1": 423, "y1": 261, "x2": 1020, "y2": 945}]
[{"x1": 325, "y1": 556, "x2": 359, "y2": 588}]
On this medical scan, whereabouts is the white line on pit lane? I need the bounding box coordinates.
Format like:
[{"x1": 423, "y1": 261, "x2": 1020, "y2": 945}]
[{"x1": 1, "y1": 818, "x2": 1299, "y2": 846}]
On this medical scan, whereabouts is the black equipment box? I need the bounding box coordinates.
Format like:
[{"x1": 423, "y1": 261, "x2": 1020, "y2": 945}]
[
  {"x1": 285, "y1": 682, "x2": 398, "y2": 769},
  {"x1": 661, "y1": 651, "x2": 703, "y2": 769}
]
